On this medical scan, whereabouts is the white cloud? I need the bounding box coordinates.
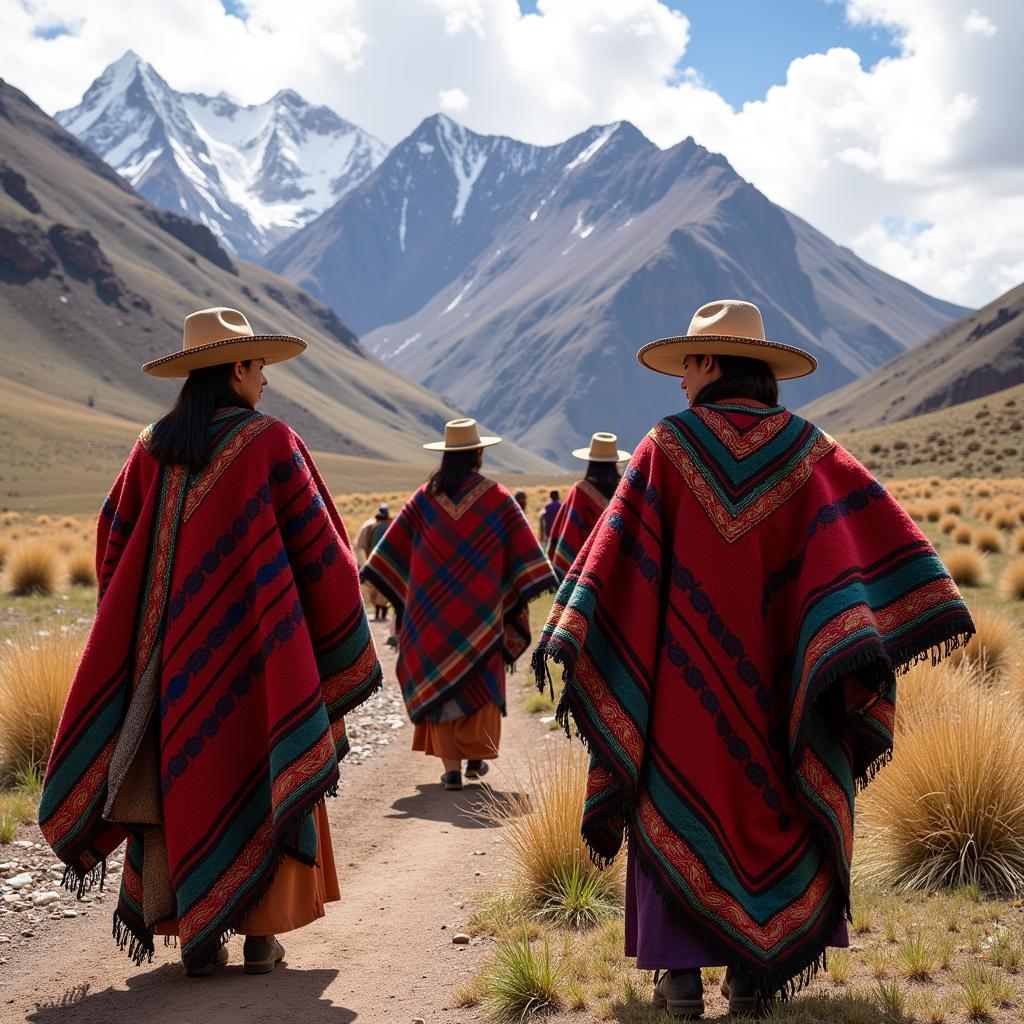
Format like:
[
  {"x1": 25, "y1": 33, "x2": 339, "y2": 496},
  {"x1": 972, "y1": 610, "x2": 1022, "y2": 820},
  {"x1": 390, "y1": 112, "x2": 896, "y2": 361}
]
[
  {"x1": 0, "y1": 0, "x2": 1020, "y2": 308},
  {"x1": 438, "y1": 87, "x2": 470, "y2": 112}
]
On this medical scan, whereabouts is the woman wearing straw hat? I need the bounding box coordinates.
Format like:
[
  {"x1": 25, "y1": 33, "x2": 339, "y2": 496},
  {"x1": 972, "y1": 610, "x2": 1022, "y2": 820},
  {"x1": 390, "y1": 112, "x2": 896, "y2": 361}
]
[
  {"x1": 39, "y1": 307, "x2": 382, "y2": 977},
  {"x1": 534, "y1": 300, "x2": 972, "y2": 1017},
  {"x1": 547, "y1": 432, "x2": 631, "y2": 582},
  {"x1": 362, "y1": 419, "x2": 557, "y2": 791}
]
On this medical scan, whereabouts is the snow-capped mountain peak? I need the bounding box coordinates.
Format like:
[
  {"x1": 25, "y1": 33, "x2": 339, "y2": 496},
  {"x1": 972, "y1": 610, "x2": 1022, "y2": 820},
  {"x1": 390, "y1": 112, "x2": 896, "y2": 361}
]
[{"x1": 57, "y1": 52, "x2": 389, "y2": 258}]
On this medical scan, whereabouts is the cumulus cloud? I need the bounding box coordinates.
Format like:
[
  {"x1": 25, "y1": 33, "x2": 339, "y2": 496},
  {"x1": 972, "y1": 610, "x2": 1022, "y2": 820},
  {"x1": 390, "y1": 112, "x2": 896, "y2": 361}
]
[{"x1": 0, "y1": 0, "x2": 1020, "y2": 308}]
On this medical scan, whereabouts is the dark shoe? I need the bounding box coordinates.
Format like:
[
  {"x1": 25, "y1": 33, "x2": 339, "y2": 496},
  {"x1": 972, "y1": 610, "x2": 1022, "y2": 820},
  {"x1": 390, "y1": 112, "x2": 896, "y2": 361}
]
[
  {"x1": 185, "y1": 943, "x2": 229, "y2": 977},
  {"x1": 465, "y1": 759, "x2": 489, "y2": 780},
  {"x1": 721, "y1": 966, "x2": 772, "y2": 1018},
  {"x1": 243, "y1": 935, "x2": 285, "y2": 975},
  {"x1": 652, "y1": 968, "x2": 704, "y2": 1019},
  {"x1": 441, "y1": 770, "x2": 463, "y2": 791},
  {"x1": 386, "y1": 634, "x2": 399, "y2": 650}
]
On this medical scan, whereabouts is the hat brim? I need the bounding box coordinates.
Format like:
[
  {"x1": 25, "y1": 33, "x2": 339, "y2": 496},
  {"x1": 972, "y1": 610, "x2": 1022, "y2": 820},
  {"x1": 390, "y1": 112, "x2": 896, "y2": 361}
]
[
  {"x1": 572, "y1": 448, "x2": 631, "y2": 463},
  {"x1": 636, "y1": 335, "x2": 816, "y2": 381},
  {"x1": 422, "y1": 436, "x2": 502, "y2": 452},
  {"x1": 142, "y1": 335, "x2": 307, "y2": 378}
]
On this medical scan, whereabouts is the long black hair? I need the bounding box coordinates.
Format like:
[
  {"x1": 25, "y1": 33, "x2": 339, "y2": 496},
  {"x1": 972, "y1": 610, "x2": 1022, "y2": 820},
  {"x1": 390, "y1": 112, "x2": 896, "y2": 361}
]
[
  {"x1": 148, "y1": 362, "x2": 253, "y2": 469},
  {"x1": 586, "y1": 460, "x2": 621, "y2": 500},
  {"x1": 427, "y1": 448, "x2": 482, "y2": 499},
  {"x1": 691, "y1": 355, "x2": 779, "y2": 407}
]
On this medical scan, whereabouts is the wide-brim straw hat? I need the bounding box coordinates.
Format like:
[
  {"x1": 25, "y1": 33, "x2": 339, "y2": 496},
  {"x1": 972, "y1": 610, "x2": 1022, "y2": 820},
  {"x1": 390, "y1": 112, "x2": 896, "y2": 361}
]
[
  {"x1": 142, "y1": 306, "x2": 307, "y2": 378},
  {"x1": 423, "y1": 418, "x2": 501, "y2": 452},
  {"x1": 572, "y1": 432, "x2": 631, "y2": 463},
  {"x1": 636, "y1": 299, "x2": 816, "y2": 381}
]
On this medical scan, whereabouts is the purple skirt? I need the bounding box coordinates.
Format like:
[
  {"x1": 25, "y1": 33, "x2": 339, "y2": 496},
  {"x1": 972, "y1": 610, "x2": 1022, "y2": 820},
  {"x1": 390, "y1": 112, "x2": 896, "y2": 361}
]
[{"x1": 624, "y1": 845, "x2": 849, "y2": 970}]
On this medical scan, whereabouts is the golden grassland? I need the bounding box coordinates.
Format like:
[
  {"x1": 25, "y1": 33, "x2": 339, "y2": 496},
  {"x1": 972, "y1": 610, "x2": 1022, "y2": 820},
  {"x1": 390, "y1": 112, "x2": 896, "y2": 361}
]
[{"x1": 2, "y1": 477, "x2": 1024, "y2": 1021}]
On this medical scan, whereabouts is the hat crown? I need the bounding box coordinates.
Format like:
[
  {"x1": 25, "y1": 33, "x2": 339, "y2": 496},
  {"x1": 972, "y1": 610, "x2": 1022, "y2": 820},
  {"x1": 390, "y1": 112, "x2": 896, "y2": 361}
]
[
  {"x1": 183, "y1": 307, "x2": 255, "y2": 351},
  {"x1": 589, "y1": 432, "x2": 620, "y2": 459},
  {"x1": 687, "y1": 300, "x2": 765, "y2": 343},
  {"x1": 444, "y1": 418, "x2": 483, "y2": 448}
]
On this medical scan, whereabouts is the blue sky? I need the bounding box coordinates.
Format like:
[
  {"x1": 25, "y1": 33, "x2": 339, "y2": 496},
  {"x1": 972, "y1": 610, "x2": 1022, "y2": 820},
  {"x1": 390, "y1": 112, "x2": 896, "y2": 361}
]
[{"x1": 517, "y1": 0, "x2": 900, "y2": 108}]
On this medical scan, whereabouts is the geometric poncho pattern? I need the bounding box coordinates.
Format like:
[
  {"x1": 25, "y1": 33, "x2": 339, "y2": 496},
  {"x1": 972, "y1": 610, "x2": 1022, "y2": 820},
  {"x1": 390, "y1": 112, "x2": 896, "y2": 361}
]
[
  {"x1": 546, "y1": 479, "x2": 609, "y2": 582},
  {"x1": 533, "y1": 400, "x2": 973, "y2": 996},
  {"x1": 361, "y1": 472, "x2": 557, "y2": 724},
  {"x1": 39, "y1": 408, "x2": 382, "y2": 971}
]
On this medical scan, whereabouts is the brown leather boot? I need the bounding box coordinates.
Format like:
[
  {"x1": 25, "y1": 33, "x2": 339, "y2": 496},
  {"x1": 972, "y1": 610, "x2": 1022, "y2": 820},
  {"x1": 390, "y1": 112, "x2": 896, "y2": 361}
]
[
  {"x1": 721, "y1": 966, "x2": 774, "y2": 1018},
  {"x1": 652, "y1": 968, "x2": 704, "y2": 1019}
]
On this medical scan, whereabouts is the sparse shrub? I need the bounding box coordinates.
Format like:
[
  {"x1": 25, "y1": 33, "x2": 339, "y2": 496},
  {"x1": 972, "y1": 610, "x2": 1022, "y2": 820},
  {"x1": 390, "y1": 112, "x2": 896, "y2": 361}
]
[
  {"x1": 902, "y1": 502, "x2": 925, "y2": 521},
  {"x1": 828, "y1": 948, "x2": 852, "y2": 985},
  {"x1": 999, "y1": 556, "x2": 1024, "y2": 602},
  {"x1": 536, "y1": 857, "x2": 621, "y2": 928},
  {"x1": 953, "y1": 524, "x2": 973, "y2": 545},
  {"x1": 938, "y1": 514, "x2": 959, "y2": 535},
  {"x1": 0, "y1": 630, "x2": 83, "y2": 779},
  {"x1": 898, "y1": 929, "x2": 934, "y2": 980},
  {"x1": 66, "y1": 548, "x2": 97, "y2": 588},
  {"x1": 944, "y1": 498, "x2": 964, "y2": 515},
  {"x1": 924, "y1": 502, "x2": 942, "y2": 522},
  {"x1": 1011, "y1": 528, "x2": 1024, "y2": 554},
  {"x1": 857, "y1": 683, "x2": 1024, "y2": 896},
  {"x1": 948, "y1": 606, "x2": 1023, "y2": 679},
  {"x1": 480, "y1": 930, "x2": 564, "y2": 1022},
  {"x1": 0, "y1": 536, "x2": 8, "y2": 568},
  {"x1": 941, "y1": 547, "x2": 990, "y2": 586},
  {"x1": 994, "y1": 508, "x2": 1018, "y2": 530},
  {"x1": 0, "y1": 511, "x2": 20, "y2": 526},
  {"x1": 54, "y1": 534, "x2": 76, "y2": 555},
  {"x1": 897, "y1": 660, "x2": 972, "y2": 725},
  {"x1": 477, "y1": 742, "x2": 625, "y2": 923},
  {"x1": 873, "y1": 979, "x2": 905, "y2": 1017},
  {"x1": 4, "y1": 539, "x2": 61, "y2": 596},
  {"x1": 957, "y1": 962, "x2": 997, "y2": 1019},
  {"x1": 973, "y1": 525, "x2": 1003, "y2": 553}
]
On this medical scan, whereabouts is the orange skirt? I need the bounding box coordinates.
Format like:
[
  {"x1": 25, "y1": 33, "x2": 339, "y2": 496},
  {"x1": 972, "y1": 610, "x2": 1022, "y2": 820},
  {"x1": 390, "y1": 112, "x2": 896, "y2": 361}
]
[
  {"x1": 412, "y1": 701, "x2": 502, "y2": 760},
  {"x1": 154, "y1": 801, "x2": 339, "y2": 938}
]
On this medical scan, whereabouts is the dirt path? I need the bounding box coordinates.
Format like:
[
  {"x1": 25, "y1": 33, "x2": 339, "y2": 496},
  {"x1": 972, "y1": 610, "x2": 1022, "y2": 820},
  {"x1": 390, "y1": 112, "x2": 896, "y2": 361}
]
[{"x1": 1, "y1": 620, "x2": 552, "y2": 1024}]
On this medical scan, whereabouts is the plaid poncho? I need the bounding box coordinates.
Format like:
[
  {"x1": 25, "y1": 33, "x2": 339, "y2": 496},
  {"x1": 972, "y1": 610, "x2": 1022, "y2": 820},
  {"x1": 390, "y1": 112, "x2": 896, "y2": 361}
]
[
  {"x1": 534, "y1": 400, "x2": 973, "y2": 995},
  {"x1": 547, "y1": 479, "x2": 610, "y2": 581},
  {"x1": 39, "y1": 408, "x2": 381, "y2": 970},
  {"x1": 361, "y1": 472, "x2": 556, "y2": 723}
]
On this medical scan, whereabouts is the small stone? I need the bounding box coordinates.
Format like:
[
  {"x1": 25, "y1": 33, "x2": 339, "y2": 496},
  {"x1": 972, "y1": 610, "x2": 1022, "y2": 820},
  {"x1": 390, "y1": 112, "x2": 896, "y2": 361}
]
[
  {"x1": 20, "y1": 928, "x2": 33, "y2": 937},
  {"x1": 472, "y1": 851, "x2": 486, "y2": 856},
  {"x1": 452, "y1": 933, "x2": 471, "y2": 945},
  {"x1": 0, "y1": 934, "x2": 10, "y2": 943},
  {"x1": 7, "y1": 874, "x2": 33, "y2": 891},
  {"x1": 440, "y1": 924, "x2": 448, "y2": 930},
  {"x1": 31, "y1": 891, "x2": 60, "y2": 907},
  {"x1": 413, "y1": 1018, "x2": 425, "y2": 1024},
  {"x1": 473, "y1": 871, "x2": 483, "y2": 877},
  {"x1": 11, "y1": 841, "x2": 33, "y2": 849},
  {"x1": 62, "y1": 910, "x2": 78, "y2": 918}
]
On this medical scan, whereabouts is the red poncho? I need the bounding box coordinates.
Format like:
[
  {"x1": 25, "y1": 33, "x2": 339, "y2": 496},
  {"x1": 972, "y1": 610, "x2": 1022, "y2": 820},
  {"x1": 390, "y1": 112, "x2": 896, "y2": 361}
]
[
  {"x1": 361, "y1": 472, "x2": 556, "y2": 723},
  {"x1": 39, "y1": 408, "x2": 381, "y2": 969},
  {"x1": 546, "y1": 479, "x2": 610, "y2": 581},
  {"x1": 534, "y1": 400, "x2": 973, "y2": 995}
]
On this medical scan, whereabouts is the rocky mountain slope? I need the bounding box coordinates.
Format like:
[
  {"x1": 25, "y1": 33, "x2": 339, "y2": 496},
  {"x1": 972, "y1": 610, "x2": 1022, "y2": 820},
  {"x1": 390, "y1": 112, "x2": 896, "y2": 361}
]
[
  {"x1": 803, "y1": 282, "x2": 1024, "y2": 434},
  {"x1": 0, "y1": 78, "x2": 550, "y2": 475},
  {"x1": 55, "y1": 52, "x2": 388, "y2": 259},
  {"x1": 265, "y1": 114, "x2": 966, "y2": 464}
]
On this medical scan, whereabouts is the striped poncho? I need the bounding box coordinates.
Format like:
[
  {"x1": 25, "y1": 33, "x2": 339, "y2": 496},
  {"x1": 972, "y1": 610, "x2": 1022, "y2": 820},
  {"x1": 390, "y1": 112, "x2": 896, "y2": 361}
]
[
  {"x1": 361, "y1": 472, "x2": 557, "y2": 723},
  {"x1": 546, "y1": 479, "x2": 610, "y2": 581},
  {"x1": 39, "y1": 408, "x2": 382, "y2": 970},
  {"x1": 534, "y1": 400, "x2": 973, "y2": 995}
]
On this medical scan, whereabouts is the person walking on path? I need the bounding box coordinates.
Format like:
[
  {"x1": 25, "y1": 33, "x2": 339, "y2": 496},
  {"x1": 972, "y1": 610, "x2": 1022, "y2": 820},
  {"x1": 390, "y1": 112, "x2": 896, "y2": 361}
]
[
  {"x1": 355, "y1": 503, "x2": 394, "y2": 620},
  {"x1": 362, "y1": 418, "x2": 557, "y2": 792},
  {"x1": 546, "y1": 432, "x2": 630, "y2": 582},
  {"x1": 539, "y1": 489, "x2": 562, "y2": 542},
  {"x1": 39, "y1": 307, "x2": 382, "y2": 978},
  {"x1": 533, "y1": 299, "x2": 974, "y2": 1018}
]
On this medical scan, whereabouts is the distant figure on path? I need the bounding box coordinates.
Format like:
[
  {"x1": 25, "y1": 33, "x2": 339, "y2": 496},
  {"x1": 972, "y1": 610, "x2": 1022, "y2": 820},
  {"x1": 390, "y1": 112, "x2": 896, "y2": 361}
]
[
  {"x1": 362, "y1": 418, "x2": 556, "y2": 791},
  {"x1": 546, "y1": 432, "x2": 630, "y2": 581},
  {"x1": 534, "y1": 299, "x2": 974, "y2": 1018},
  {"x1": 39, "y1": 307, "x2": 382, "y2": 977},
  {"x1": 355, "y1": 503, "x2": 394, "y2": 620},
  {"x1": 539, "y1": 489, "x2": 561, "y2": 541},
  {"x1": 514, "y1": 489, "x2": 528, "y2": 513}
]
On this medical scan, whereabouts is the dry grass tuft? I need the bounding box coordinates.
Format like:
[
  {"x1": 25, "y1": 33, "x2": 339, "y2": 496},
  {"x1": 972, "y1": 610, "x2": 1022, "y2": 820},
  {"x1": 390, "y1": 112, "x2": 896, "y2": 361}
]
[
  {"x1": 994, "y1": 508, "x2": 1019, "y2": 530},
  {"x1": 938, "y1": 514, "x2": 959, "y2": 535},
  {"x1": 973, "y1": 525, "x2": 1003, "y2": 553},
  {"x1": 953, "y1": 523, "x2": 973, "y2": 545},
  {"x1": 477, "y1": 742, "x2": 624, "y2": 927},
  {"x1": 941, "y1": 547, "x2": 990, "y2": 587},
  {"x1": 896, "y1": 660, "x2": 973, "y2": 726},
  {"x1": 857, "y1": 683, "x2": 1024, "y2": 896},
  {"x1": 0, "y1": 630, "x2": 82, "y2": 779},
  {"x1": 948, "y1": 607, "x2": 1023, "y2": 680},
  {"x1": 4, "y1": 539, "x2": 61, "y2": 596},
  {"x1": 999, "y1": 556, "x2": 1024, "y2": 602},
  {"x1": 1011, "y1": 528, "x2": 1024, "y2": 554},
  {"x1": 66, "y1": 548, "x2": 97, "y2": 588}
]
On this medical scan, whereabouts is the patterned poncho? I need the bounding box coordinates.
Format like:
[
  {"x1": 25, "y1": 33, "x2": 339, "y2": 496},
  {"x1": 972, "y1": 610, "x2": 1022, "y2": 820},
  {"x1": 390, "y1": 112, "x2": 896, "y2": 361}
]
[
  {"x1": 533, "y1": 400, "x2": 973, "y2": 995},
  {"x1": 361, "y1": 472, "x2": 556, "y2": 723},
  {"x1": 39, "y1": 408, "x2": 382, "y2": 970},
  {"x1": 547, "y1": 479, "x2": 610, "y2": 581}
]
